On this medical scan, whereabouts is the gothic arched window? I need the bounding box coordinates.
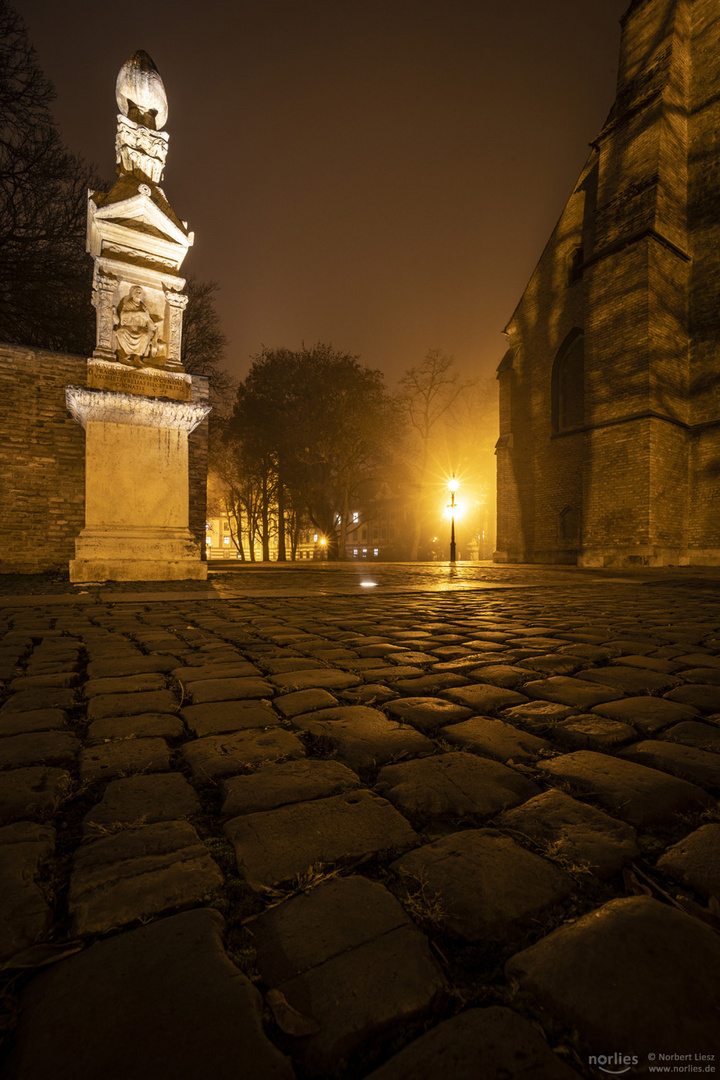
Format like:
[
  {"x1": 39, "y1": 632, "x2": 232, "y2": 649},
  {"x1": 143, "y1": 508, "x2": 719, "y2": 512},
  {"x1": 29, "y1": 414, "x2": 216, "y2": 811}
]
[{"x1": 552, "y1": 329, "x2": 584, "y2": 433}]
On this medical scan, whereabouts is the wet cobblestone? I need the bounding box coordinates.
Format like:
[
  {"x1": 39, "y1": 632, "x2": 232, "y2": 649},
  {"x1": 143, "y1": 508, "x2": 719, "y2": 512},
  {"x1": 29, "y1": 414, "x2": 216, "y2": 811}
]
[{"x1": 0, "y1": 564, "x2": 719, "y2": 1077}]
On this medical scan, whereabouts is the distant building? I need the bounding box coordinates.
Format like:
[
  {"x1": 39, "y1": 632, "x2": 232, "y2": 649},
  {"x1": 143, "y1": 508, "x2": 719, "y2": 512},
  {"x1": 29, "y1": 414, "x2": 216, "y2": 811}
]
[{"x1": 496, "y1": 0, "x2": 720, "y2": 567}]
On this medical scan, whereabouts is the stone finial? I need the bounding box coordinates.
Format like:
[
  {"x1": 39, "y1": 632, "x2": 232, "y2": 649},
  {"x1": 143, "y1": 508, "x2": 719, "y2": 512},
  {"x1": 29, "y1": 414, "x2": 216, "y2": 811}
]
[
  {"x1": 116, "y1": 51, "x2": 168, "y2": 130},
  {"x1": 88, "y1": 48, "x2": 191, "y2": 372},
  {"x1": 114, "y1": 51, "x2": 169, "y2": 184}
]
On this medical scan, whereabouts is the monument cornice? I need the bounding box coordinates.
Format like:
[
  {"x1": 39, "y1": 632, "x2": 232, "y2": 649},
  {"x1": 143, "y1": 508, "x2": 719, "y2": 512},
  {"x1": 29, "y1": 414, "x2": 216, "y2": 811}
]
[
  {"x1": 88, "y1": 213, "x2": 191, "y2": 266},
  {"x1": 66, "y1": 386, "x2": 211, "y2": 432}
]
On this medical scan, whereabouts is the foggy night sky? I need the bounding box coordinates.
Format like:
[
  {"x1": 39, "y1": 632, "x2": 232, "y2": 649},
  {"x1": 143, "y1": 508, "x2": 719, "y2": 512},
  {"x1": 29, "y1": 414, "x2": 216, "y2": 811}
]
[{"x1": 13, "y1": 0, "x2": 629, "y2": 387}]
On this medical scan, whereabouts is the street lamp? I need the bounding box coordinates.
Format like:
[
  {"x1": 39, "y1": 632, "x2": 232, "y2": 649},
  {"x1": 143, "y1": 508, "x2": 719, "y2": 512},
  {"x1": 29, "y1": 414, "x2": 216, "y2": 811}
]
[{"x1": 447, "y1": 475, "x2": 459, "y2": 564}]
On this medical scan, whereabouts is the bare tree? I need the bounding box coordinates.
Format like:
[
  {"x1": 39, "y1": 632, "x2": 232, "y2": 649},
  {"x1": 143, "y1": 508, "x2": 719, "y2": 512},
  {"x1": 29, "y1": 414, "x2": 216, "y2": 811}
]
[
  {"x1": 396, "y1": 349, "x2": 474, "y2": 559},
  {"x1": 181, "y1": 277, "x2": 235, "y2": 411},
  {"x1": 0, "y1": 0, "x2": 99, "y2": 354}
]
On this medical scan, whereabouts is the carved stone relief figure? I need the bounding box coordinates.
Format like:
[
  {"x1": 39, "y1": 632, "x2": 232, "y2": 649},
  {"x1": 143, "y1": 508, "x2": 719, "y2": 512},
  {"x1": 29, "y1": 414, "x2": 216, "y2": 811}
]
[{"x1": 114, "y1": 286, "x2": 164, "y2": 368}]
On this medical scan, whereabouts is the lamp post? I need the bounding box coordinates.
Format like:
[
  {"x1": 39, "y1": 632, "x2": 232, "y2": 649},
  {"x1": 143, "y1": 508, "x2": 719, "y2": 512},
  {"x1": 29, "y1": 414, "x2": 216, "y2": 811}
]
[{"x1": 447, "y1": 475, "x2": 458, "y2": 565}]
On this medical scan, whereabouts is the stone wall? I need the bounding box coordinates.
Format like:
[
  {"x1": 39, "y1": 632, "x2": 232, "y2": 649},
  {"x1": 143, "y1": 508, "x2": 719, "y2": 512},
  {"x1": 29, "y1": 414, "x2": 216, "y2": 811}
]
[
  {"x1": 0, "y1": 343, "x2": 210, "y2": 574},
  {"x1": 496, "y1": 0, "x2": 719, "y2": 567}
]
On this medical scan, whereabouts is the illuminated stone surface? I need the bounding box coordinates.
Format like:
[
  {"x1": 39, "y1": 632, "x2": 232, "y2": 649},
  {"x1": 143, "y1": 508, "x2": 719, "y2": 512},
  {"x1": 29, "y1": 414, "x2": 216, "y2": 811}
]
[
  {"x1": 392, "y1": 829, "x2": 573, "y2": 942},
  {"x1": 444, "y1": 683, "x2": 529, "y2": 711},
  {"x1": 82, "y1": 773, "x2": 201, "y2": 837},
  {"x1": 86, "y1": 688, "x2": 178, "y2": 720},
  {"x1": 505, "y1": 898, "x2": 720, "y2": 1057},
  {"x1": 79, "y1": 737, "x2": 170, "y2": 783},
  {"x1": 181, "y1": 727, "x2": 305, "y2": 783},
  {"x1": 365, "y1": 1007, "x2": 581, "y2": 1080},
  {"x1": 657, "y1": 824, "x2": 720, "y2": 902},
  {"x1": 64, "y1": 50, "x2": 210, "y2": 585},
  {"x1": 553, "y1": 713, "x2": 636, "y2": 751},
  {"x1": 538, "y1": 750, "x2": 714, "y2": 827},
  {"x1": 291, "y1": 705, "x2": 434, "y2": 770},
  {"x1": 171, "y1": 661, "x2": 261, "y2": 682},
  {"x1": 680, "y1": 666, "x2": 720, "y2": 684},
  {"x1": 185, "y1": 676, "x2": 274, "y2": 704},
  {"x1": 496, "y1": 789, "x2": 638, "y2": 878},
  {"x1": 4, "y1": 567, "x2": 720, "y2": 1073},
  {"x1": 591, "y1": 694, "x2": 699, "y2": 733},
  {"x1": 0, "y1": 687, "x2": 77, "y2": 712},
  {"x1": 464, "y1": 664, "x2": 532, "y2": 688},
  {"x1": 384, "y1": 696, "x2": 472, "y2": 732},
  {"x1": 0, "y1": 767, "x2": 71, "y2": 825},
  {"x1": 665, "y1": 683, "x2": 720, "y2": 712},
  {"x1": 522, "y1": 676, "x2": 621, "y2": 709},
  {"x1": 274, "y1": 687, "x2": 338, "y2": 718},
  {"x1": 619, "y1": 738, "x2": 720, "y2": 788},
  {"x1": 516, "y1": 653, "x2": 581, "y2": 675},
  {"x1": 225, "y1": 789, "x2": 416, "y2": 889},
  {"x1": 68, "y1": 820, "x2": 223, "y2": 935},
  {"x1": 576, "y1": 665, "x2": 678, "y2": 694},
  {"x1": 221, "y1": 759, "x2": 362, "y2": 817},
  {"x1": 251, "y1": 877, "x2": 444, "y2": 1075},
  {"x1": 375, "y1": 752, "x2": 539, "y2": 823},
  {"x1": 2, "y1": 909, "x2": 294, "y2": 1080},
  {"x1": 83, "y1": 672, "x2": 167, "y2": 697},
  {"x1": 0, "y1": 708, "x2": 68, "y2": 736},
  {"x1": 0, "y1": 822, "x2": 55, "y2": 962},
  {"x1": 86, "y1": 711, "x2": 184, "y2": 744},
  {"x1": 341, "y1": 682, "x2": 399, "y2": 704},
  {"x1": 8, "y1": 671, "x2": 78, "y2": 691},
  {"x1": 500, "y1": 699, "x2": 574, "y2": 731},
  {"x1": 86, "y1": 654, "x2": 178, "y2": 679},
  {"x1": 439, "y1": 716, "x2": 550, "y2": 762},
  {"x1": 269, "y1": 668, "x2": 362, "y2": 691},
  {"x1": 181, "y1": 699, "x2": 279, "y2": 737},
  {"x1": 391, "y1": 671, "x2": 471, "y2": 693},
  {"x1": 660, "y1": 719, "x2": 720, "y2": 753},
  {"x1": 251, "y1": 876, "x2": 411, "y2": 984},
  {"x1": 0, "y1": 731, "x2": 81, "y2": 769}
]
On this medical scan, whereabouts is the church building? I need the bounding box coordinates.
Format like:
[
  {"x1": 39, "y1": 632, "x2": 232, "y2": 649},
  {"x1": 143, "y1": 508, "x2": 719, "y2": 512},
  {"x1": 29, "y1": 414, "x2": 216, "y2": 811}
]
[{"x1": 495, "y1": 0, "x2": 720, "y2": 566}]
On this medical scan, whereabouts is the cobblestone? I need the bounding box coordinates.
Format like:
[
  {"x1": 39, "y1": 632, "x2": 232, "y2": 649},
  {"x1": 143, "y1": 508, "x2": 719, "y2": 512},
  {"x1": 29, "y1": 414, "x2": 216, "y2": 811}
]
[
  {"x1": 68, "y1": 820, "x2": 224, "y2": 936},
  {"x1": 224, "y1": 789, "x2": 417, "y2": 889},
  {"x1": 392, "y1": 828, "x2": 573, "y2": 942},
  {"x1": 2, "y1": 564, "x2": 720, "y2": 1075}
]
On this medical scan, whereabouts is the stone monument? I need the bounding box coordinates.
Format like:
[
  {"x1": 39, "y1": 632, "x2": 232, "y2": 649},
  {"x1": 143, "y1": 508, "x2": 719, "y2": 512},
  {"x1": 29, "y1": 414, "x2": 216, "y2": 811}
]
[{"x1": 67, "y1": 51, "x2": 211, "y2": 582}]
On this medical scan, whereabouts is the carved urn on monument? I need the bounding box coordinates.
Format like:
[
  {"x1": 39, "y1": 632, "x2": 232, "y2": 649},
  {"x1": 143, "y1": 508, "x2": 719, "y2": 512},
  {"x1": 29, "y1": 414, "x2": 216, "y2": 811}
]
[{"x1": 67, "y1": 50, "x2": 211, "y2": 582}]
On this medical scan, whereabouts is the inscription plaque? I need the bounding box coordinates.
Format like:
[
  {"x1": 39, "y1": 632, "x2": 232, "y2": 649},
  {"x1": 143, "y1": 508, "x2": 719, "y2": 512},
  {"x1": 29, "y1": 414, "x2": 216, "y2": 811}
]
[{"x1": 87, "y1": 362, "x2": 191, "y2": 402}]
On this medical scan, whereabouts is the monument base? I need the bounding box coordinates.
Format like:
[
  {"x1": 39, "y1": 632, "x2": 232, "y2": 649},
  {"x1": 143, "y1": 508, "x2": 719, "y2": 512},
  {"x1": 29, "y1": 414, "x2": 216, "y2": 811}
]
[
  {"x1": 69, "y1": 526, "x2": 207, "y2": 582},
  {"x1": 69, "y1": 559, "x2": 207, "y2": 582},
  {"x1": 65, "y1": 381, "x2": 211, "y2": 585}
]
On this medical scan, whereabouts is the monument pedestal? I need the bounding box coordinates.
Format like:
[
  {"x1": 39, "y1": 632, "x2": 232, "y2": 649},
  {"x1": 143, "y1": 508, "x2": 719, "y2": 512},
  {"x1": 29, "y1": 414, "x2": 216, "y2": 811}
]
[{"x1": 66, "y1": 372, "x2": 210, "y2": 582}]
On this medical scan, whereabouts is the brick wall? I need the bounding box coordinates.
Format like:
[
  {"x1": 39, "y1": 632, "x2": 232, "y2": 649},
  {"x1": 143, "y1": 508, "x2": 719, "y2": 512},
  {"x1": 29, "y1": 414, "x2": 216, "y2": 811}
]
[
  {"x1": 0, "y1": 345, "x2": 86, "y2": 573},
  {"x1": 0, "y1": 343, "x2": 210, "y2": 574}
]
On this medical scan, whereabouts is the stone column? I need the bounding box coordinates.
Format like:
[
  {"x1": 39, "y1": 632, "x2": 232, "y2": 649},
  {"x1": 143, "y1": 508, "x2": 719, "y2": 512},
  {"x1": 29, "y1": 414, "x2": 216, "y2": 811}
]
[
  {"x1": 164, "y1": 286, "x2": 189, "y2": 370},
  {"x1": 92, "y1": 272, "x2": 118, "y2": 360}
]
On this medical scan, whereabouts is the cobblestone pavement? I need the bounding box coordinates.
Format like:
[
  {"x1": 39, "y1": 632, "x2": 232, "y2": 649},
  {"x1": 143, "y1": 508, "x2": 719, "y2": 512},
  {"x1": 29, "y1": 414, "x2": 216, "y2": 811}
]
[{"x1": 0, "y1": 565, "x2": 719, "y2": 1078}]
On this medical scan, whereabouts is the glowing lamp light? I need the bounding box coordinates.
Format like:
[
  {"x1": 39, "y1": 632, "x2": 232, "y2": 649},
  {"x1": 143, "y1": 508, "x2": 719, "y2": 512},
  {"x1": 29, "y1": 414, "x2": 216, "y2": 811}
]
[
  {"x1": 360, "y1": 581, "x2": 378, "y2": 588},
  {"x1": 447, "y1": 474, "x2": 459, "y2": 565}
]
